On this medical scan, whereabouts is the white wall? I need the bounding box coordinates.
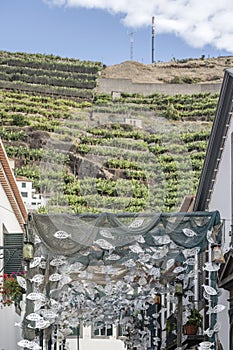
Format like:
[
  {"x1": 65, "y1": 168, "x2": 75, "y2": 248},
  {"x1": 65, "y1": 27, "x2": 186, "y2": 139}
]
[
  {"x1": 66, "y1": 326, "x2": 125, "y2": 350},
  {"x1": 207, "y1": 117, "x2": 233, "y2": 350},
  {"x1": 0, "y1": 184, "x2": 23, "y2": 349}
]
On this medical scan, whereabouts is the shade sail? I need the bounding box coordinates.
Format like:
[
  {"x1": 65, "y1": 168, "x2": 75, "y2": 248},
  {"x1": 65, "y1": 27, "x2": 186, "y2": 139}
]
[{"x1": 22, "y1": 210, "x2": 223, "y2": 349}]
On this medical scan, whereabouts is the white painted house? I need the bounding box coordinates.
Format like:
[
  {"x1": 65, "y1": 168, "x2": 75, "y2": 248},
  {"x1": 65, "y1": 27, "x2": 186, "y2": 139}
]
[
  {"x1": 0, "y1": 139, "x2": 27, "y2": 350},
  {"x1": 16, "y1": 177, "x2": 47, "y2": 211},
  {"x1": 194, "y1": 68, "x2": 233, "y2": 350}
]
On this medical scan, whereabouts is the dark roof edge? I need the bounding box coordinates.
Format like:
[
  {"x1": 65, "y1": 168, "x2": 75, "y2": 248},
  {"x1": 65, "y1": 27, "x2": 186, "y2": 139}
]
[{"x1": 194, "y1": 68, "x2": 233, "y2": 211}]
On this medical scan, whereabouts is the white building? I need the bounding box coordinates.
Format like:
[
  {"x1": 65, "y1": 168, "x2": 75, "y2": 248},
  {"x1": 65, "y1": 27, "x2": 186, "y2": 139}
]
[
  {"x1": 16, "y1": 177, "x2": 47, "y2": 211},
  {"x1": 0, "y1": 139, "x2": 27, "y2": 350},
  {"x1": 194, "y1": 68, "x2": 233, "y2": 350}
]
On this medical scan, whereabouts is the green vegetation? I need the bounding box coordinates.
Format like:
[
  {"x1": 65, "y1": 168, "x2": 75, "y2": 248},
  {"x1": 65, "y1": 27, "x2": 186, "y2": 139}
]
[{"x1": 0, "y1": 51, "x2": 219, "y2": 214}]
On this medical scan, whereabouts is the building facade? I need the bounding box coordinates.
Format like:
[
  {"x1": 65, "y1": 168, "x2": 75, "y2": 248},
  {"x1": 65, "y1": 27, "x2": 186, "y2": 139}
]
[{"x1": 0, "y1": 139, "x2": 27, "y2": 350}]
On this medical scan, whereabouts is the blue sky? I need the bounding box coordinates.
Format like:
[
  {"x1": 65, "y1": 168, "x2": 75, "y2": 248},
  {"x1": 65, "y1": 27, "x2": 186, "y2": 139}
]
[{"x1": 1, "y1": 0, "x2": 233, "y2": 66}]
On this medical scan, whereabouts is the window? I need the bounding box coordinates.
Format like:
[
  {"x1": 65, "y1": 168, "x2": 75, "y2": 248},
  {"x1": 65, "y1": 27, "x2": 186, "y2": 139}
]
[
  {"x1": 92, "y1": 322, "x2": 113, "y2": 337},
  {"x1": 4, "y1": 233, "x2": 24, "y2": 275},
  {"x1": 67, "y1": 325, "x2": 83, "y2": 338},
  {"x1": 21, "y1": 182, "x2": 26, "y2": 188},
  {"x1": 21, "y1": 192, "x2": 28, "y2": 198}
]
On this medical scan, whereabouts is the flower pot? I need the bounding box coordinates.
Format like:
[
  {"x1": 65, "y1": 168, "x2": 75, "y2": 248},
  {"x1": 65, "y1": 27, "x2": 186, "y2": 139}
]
[{"x1": 184, "y1": 324, "x2": 198, "y2": 335}]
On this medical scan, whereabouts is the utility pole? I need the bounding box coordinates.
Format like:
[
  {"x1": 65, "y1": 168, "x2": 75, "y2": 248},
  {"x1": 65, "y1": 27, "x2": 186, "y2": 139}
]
[{"x1": 152, "y1": 16, "x2": 155, "y2": 63}]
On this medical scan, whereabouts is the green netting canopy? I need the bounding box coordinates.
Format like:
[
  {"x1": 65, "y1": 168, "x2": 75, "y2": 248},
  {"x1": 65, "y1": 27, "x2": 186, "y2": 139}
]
[{"x1": 22, "y1": 210, "x2": 223, "y2": 349}]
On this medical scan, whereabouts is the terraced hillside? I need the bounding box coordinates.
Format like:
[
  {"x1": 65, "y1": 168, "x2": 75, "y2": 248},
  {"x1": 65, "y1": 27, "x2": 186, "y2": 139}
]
[
  {"x1": 0, "y1": 51, "x2": 220, "y2": 214},
  {"x1": 0, "y1": 51, "x2": 102, "y2": 100}
]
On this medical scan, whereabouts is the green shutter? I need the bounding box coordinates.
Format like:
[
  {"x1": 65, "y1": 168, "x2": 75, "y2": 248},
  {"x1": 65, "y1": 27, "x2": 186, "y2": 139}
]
[{"x1": 3, "y1": 233, "x2": 24, "y2": 275}]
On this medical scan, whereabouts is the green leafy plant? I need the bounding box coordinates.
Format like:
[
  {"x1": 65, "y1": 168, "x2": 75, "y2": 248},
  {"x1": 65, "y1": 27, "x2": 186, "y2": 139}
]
[
  {"x1": 185, "y1": 308, "x2": 203, "y2": 327},
  {"x1": 0, "y1": 272, "x2": 26, "y2": 306}
]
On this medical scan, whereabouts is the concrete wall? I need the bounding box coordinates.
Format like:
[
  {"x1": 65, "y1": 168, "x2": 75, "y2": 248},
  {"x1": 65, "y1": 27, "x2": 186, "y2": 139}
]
[{"x1": 96, "y1": 78, "x2": 222, "y2": 96}]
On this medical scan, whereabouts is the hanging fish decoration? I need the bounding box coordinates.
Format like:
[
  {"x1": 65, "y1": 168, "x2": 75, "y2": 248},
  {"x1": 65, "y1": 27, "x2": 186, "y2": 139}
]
[
  {"x1": 129, "y1": 218, "x2": 144, "y2": 228},
  {"x1": 26, "y1": 313, "x2": 43, "y2": 321},
  {"x1": 129, "y1": 243, "x2": 144, "y2": 254},
  {"x1": 40, "y1": 309, "x2": 57, "y2": 319},
  {"x1": 202, "y1": 284, "x2": 218, "y2": 295},
  {"x1": 203, "y1": 262, "x2": 220, "y2": 272},
  {"x1": 35, "y1": 319, "x2": 51, "y2": 330},
  {"x1": 30, "y1": 274, "x2": 45, "y2": 285},
  {"x1": 58, "y1": 275, "x2": 72, "y2": 286},
  {"x1": 17, "y1": 339, "x2": 33, "y2": 348},
  {"x1": 99, "y1": 229, "x2": 114, "y2": 239},
  {"x1": 182, "y1": 228, "x2": 197, "y2": 237},
  {"x1": 183, "y1": 247, "x2": 200, "y2": 258},
  {"x1": 184, "y1": 257, "x2": 196, "y2": 266},
  {"x1": 69, "y1": 261, "x2": 85, "y2": 271},
  {"x1": 29, "y1": 256, "x2": 41, "y2": 268},
  {"x1": 173, "y1": 266, "x2": 186, "y2": 274},
  {"x1": 50, "y1": 257, "x2": 66, "y2": 267},
  {"x1": 106, "y1": 254, "x2": 121, "y2": 261},
  {"x1": 153, "y1": 235, "x2": 171, "y2": 245},
  {"x1": 138, "y1": 253, "x2": 151, "y2": 263},
  {"x1": 17, "y1": 275, "x2": 27, "y2": 290},
  {"x1": 203, "y1": 328, "x2": 215, "y2": 337},
  {"x1": 198, "y1": 341, "x2": 215, "y2": 348},
  {"x1": 27, "y1": 292, "x2": 47, "y2": 302},
  {"x1": 53, "y1": 230, "x2": 71, "y2": 239},
  {"x1": 49, "y1": 273, "x2": 63, "y2": 282},
  {"x1": 93, "y1": 239, "x2": 115, "y2": 250},
  {"x1": 207, "y1": 304, "x2": 226, "y2": 314}
]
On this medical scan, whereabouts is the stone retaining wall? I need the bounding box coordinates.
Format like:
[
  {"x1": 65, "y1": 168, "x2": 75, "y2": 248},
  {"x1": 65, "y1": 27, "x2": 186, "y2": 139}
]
[{"x1": 96, "y1": 78, "x2": 222, "y2": 96}]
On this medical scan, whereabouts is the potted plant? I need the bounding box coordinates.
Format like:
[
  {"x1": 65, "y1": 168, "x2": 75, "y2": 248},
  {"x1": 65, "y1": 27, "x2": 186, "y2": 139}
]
[
  {"x1": 0, "y1": 272, "x2": 26, "y2": 307},
  {"x1": 184, "y1": 308, "x2": 203, "y2": 335}
]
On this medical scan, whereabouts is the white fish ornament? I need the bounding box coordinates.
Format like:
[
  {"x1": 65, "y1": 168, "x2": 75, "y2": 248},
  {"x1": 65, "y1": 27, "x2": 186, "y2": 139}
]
[
  {"x1": 17, "y1": 275, "x2": 27, "y2": 290},
  {"x1": 49, "y1": 273, "x2": 63, "y2": 282},
  {"x1": 129, "y1": 218, "x2": 144, "y2": 228},
  {"x1": 17, "y1": 339, "x2": 32, "y2": 348},
  {"x1": 29, "y1": 256, "x2": 41, "y2": 268},
  {"x1": 106, "y1": 254, "x2": 121, "y2": 261},
  {"x1": 54, "y1": 230, "x2": 71, "y2": 239},
  {"x1": 26, "y1": 313, "x2": 43, "y2": 321},
  {"x1": 182, "y1": 228, "x2": 197, "y2": 237},
  {"x1": 31, "y1": 274, "x2": 44, "y2": 285},
  {"x1": 50, "y1": 257, "x2": 66, "y2": 267},
  {"x1": 202, "y1": 284, "x2": 218, "y2": 295},
  {"x1": 99, "y1": 229, "x2": 114, "y2": 239},
  {"x1": 27, "y1": 292, "x2": 47, "y2": 301},
  {"x1": 129, "y1": 243, "x2": 144, "y2": 254},
  {"x1": 207, "y1": 304, "x2": 226, "y2": 314},
  {"x1": 94, "y1": 239, "x2": 114, "y2": 250},
  {"x1": 203, "y1": 262, "x2": 220, "y2": 272}
]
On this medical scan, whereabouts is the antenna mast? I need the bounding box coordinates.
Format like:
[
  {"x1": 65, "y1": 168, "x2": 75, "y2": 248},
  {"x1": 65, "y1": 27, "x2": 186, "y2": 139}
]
[
  {"x1": 152, "y1": 16, "x2": 155, "y2": 63},
  {"x1": 129, "y1": 32, "x2": 135, "y2": 60}
]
